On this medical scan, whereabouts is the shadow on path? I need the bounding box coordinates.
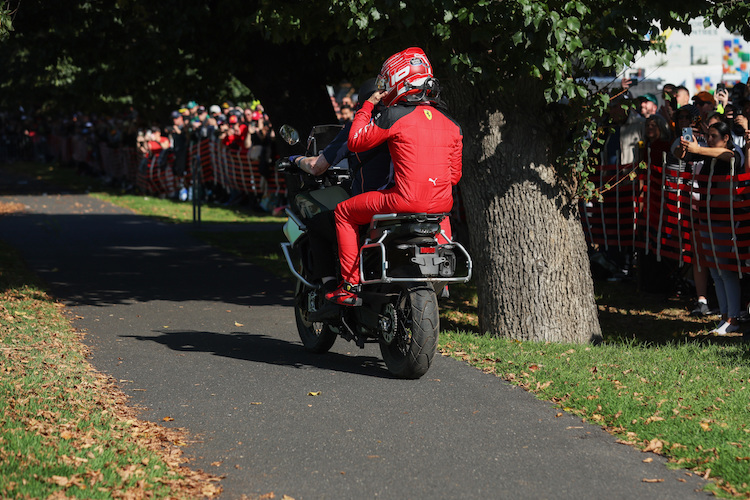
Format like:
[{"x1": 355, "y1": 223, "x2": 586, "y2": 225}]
[{"x1": 123, "y1": 328, "x2": 394, "y2": 379}]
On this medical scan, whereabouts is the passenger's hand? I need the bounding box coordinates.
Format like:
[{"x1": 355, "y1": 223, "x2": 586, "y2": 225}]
[{"x1": 368, "y1": 90, "x2": 387, "y2": 105}]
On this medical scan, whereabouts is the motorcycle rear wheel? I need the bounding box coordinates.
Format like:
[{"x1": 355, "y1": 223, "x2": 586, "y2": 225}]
[
  {"x1": 295, "y1": 283, "x2": 337, "y2": 353},
  {"x1": 379, "y1": 285, "x2": 439, "y2": 379}
]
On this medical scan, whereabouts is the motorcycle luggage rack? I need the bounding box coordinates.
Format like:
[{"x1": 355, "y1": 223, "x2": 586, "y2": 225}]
[{"x1": 359, "y1": 213, "x2": 473, "y2": 285}]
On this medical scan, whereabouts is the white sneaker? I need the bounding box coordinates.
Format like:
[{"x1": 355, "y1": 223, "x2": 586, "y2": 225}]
[{"x1": 711, "y1": 322, "x2": 740, "y2": 335}]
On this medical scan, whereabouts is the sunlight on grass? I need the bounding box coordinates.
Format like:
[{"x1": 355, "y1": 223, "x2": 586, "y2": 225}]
[{"x1": 91, "y1": 192, "x2": 283, "y2": 225}]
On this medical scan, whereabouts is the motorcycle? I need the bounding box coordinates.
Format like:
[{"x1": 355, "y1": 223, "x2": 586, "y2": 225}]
[{"x1": 276, "y1": 124, "x2": 472, "y2": 379}]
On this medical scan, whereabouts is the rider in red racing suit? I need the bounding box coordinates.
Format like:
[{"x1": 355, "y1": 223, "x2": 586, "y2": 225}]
[{"x1": 326, "y1": 77, "x2": 463, "y2": 306}]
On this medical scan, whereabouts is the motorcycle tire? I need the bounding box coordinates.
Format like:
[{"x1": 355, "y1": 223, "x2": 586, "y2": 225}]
[
  {"x1": 295, "y1": 283, "x2": 337, "y2": 353},
  {"x1": 380, "y1": 285, "x2": 439, "y2": 379}
]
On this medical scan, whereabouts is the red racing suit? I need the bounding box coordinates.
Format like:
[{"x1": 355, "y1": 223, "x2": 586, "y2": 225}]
[{"x1": 335, "y1": 99, "x2": 463, "y2": 285}]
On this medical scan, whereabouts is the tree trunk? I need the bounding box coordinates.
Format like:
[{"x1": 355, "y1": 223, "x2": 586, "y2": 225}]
[{"x1": 446, "y1": 83, "x2": 601, "y2": 343}]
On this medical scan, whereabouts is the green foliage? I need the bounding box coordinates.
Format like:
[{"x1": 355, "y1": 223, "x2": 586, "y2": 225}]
[{"x1": 0, "y1": 1, "x2": 15, "y2": 41}]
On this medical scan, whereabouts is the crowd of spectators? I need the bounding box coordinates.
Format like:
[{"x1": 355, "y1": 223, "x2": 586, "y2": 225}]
[
  {"x1": 594, "y1": 77, "x2": 750, "y2": 334},
  {"x1": 0, "y1": 99, "x2": 283, "y2": 205},
  {"x1": 1, "y1": 89, "x2": 361, "y2": 195}
]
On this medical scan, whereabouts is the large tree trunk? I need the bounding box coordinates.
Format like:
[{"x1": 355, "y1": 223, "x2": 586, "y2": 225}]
[{"x1": 446, "y1": 83, "x2": 601, "y2": 343}]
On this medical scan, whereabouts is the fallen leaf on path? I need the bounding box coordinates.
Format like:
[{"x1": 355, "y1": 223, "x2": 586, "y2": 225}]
[
  {"x1": 162, "y1": 416, "x2": 174, "y2": 422},
  {"x1": 642, "y1": 478, "x2": 664, "y2": 483},
  {"x1": 643, "y1": 438, "x2": 664, "y2": 453},
  {"x1": 234, "y1": 322, "x2": 244, "y2": 327},
  {"x1": 643, "y1": 458, "x2": 653, "y2": 463},
  {"x1": 307, "y1": 391, "x2": 321, "y2": 396}
]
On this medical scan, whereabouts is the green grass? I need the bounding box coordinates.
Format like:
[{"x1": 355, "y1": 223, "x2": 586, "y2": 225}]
[
  {"x1": 91, "y1": 192, "x2": 283, "y2": 225},
  {"x1": 0, "y1": 241, "x2": 220, "y2": 498}
]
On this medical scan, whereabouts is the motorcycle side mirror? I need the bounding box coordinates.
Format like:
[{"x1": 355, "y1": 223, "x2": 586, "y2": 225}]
[{"x1": 279, "y1": 125, "x2": 300, "y2": 146}]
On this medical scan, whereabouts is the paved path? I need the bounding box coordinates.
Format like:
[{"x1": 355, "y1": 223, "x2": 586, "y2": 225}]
[{"x1": 0, "y1": 172, "x2": 710, "y2": 499}]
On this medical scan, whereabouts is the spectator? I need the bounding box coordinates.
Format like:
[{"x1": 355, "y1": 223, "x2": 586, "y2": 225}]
[
  {"x1": 675, "y1": 120, "x2": 749, "y2": 334},
  {"x1": 692, "y1": 91, "x2": 716, "y2": 137},
  {"x1": 339, "y1": 104, "x2": 354, "y2": 123},
  {"x1": 644, "y1": 114, "x2": 672, "y2": 167},
  {"x1": 668, "y1": 104, "x2": 714, "y2": 316},
  {"x1": 660, "y1": 84, "x2": 678, "y2": 124},
  {"x1": 169, "y1": 111, "x2": 188, "y2": 176},
  {"x1": 138, "y1": 126, "x2": 169, "y2": 156},
  {"x1": 620, "y1": 99, "x2": 645, "y2": 165},
  {"x1": 638, "y1": 93, "x2": 659, "y2": 119},
  {"x1": 675, "y1": 86, "x2": 691, "y2": 108}
]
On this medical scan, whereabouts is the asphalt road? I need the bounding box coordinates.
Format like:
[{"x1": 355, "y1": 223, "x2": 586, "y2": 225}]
[{"x1": 0, "y1": 174, "x2": 711, "y2": 499}]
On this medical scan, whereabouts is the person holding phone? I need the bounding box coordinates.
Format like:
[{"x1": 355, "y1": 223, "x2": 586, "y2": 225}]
[
  {"x1": 670, "y1": 104, "x2": 713, "y2": 317},
  {"x1": 676, "y1": 121, "x2": 750, "y2": 334}
]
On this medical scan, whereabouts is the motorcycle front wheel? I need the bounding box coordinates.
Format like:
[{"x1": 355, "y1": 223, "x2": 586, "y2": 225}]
[
  {"x1": 379, "y1": 285, "x2": 439, "y2": 379},
  {"x1": 295, "y1": 282, "x2": 337, "y2": 353}
]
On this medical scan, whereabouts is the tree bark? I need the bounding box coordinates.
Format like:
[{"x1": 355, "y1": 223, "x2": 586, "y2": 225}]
[{"x1": 446, "y1": 82, "x2": 601, "y2": 343}]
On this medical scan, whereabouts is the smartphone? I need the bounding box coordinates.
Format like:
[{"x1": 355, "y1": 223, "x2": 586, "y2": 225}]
[
  {"x1": 682, "y1": 127, "x2": 694, "y2": 142},
  {"x1": 717, "y1": 83, "x2": 727, "y2": 93}
]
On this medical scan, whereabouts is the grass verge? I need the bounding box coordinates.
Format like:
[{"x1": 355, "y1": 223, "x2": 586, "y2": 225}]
[{"x1": 0, "y1": 240, "x2": 221, "y2": 498}]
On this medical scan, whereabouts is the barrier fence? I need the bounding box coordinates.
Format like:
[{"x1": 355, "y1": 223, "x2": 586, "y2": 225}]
[
  {"x1": 581, "y1": 155, "x2": 750, "y2": 274},
  {"x1": 46, "y1": 134, "x2": 286, "y2": 207}
]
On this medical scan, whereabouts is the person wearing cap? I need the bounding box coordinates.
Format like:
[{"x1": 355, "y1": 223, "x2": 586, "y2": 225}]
[
  {"x1": 638, "y1": 93, "x2": 659, "y2": 119},
  {"x1": 169, "y1": 109, "x2": 189, "y2": 176},
  {"x1": 170, "y1": 110, "x2": 184, "y2": 132},
  {"x1": 209, "y1": 104, "x2": 222, "y2": 117}
]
